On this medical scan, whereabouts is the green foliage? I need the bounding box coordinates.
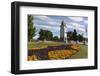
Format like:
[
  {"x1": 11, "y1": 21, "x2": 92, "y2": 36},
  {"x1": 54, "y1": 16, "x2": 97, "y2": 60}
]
[
  {"x1": 72, "y1": 29, "x2": 77, "y2": 42},
  {"x1": 67, "y1": 31, "x2": 73, "y2": 42},
  {"x1": 53, "y1": 36, "x2": 59, "y2": 41},
  {"x1": 67, "y1": 29, "x2": 84, "y2": 42},
  {"x1": 28, "y1": 15, "x2": 36, "y2": 41},
  {"x1": 78, "y1": 34, "x2": 84, "y2": 42},
  {"x1": 38, "y1": 29, "x2": 53, "y2": 41}
]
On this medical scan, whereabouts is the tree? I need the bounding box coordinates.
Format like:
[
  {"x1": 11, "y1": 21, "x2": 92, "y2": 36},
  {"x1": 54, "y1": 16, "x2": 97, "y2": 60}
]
[
  {"x1": 38, "y1": 29, "x2": 53, "y2": 41},
  {"x1": 28, "y1": 15, "x2": 36, "y2": 41},
  {"x1": 72, "y1": 29, "x2": 78, "y2": 43},
  {"x1": 46, "y1": 30, "x2": 53, "y2": 40},
  {"x1": 38, "y1": 29, "x2": 45, "y2": 40},
  {"x1": 53, "y1": 36, "x2": 59, "y2": 41},
  {"x1": 77, "y1": 34, "x2": 83, "y2": 42},
  {"x1": 67, "y1": 31, "x2": 73, "y2": 43}
]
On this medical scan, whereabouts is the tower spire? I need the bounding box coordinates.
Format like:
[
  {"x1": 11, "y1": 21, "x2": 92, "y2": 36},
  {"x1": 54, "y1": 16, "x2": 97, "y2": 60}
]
[{"x1": 60, "y1": 20, "x2": 67, "y2": 43}]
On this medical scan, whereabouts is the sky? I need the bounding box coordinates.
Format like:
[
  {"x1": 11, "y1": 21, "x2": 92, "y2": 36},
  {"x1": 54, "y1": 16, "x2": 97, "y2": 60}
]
[{"x1": 31, "y1": 15, "x2": 88, "y2": 39}]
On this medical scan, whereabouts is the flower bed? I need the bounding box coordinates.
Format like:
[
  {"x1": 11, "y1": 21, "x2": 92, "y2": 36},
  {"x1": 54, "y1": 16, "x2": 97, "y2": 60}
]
[
  {"x1": 28, "y1": 44, "x2": 80, "y2": 61},
  {"x1": 70, "y1": 44, "x2": 80, "y2": 51},
  {"x1": 28, "y1": 55, "x2": 39, "y2": 61},
  {"x1": 48, "y1": 49, "x2": 77, "y2": 60}
]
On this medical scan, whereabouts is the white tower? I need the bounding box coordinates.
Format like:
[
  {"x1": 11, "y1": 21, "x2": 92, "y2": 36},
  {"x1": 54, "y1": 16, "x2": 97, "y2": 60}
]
[{"x1": 60, "y1": 21, "x2": 67, "y2": 43}]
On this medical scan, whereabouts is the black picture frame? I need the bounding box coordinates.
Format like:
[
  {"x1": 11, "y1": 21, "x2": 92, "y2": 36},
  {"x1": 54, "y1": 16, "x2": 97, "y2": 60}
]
[{"x1": 11, "y1": 1, "x2": 98, "y2": 74}]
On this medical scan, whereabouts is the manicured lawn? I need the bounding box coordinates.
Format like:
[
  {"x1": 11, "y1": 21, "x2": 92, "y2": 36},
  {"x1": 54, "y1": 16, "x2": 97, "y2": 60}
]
[
  {"x1": 70, "y1": 44, "x2": 88, "y2": 59},
  {"x1": 28, "y1": 41, "x2": 66, "y2": 49}
]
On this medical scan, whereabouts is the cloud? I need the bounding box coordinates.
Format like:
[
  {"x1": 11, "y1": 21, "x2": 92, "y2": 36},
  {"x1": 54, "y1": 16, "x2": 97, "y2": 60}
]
[
  {"x1": 67, "y1": 24, "x2": 75, "y2": 29},
  {"x1": 69, "y1": 22, "x2": 85, "y2": 32},
  {"x1": 35, "y1": 25, "x2": 52, "y2": 30},
  {"x1": 68, "y1": 17, "x2": 84, "y2": 22},
  {"x1": 34, "y1": 15, "x2": 60, "y2": 27},
  {"x1": 34, "y1": 16, "x2": 50, "y2": 21},
  {"x1": 35, "y1": 24, "x2": 60, "y2": 31},
  {"x1": 48, "y1": 21, "x2": 59, "y2": 26},
  {"x1": 33, "y1": 24, "x2": 60, "y2": 39},
  {"x1": 33, "y1": 15, "x2": 87, "y2": 39},
  {"x1": 84, "y1": 20, "x2": 88, "y2": 24}
]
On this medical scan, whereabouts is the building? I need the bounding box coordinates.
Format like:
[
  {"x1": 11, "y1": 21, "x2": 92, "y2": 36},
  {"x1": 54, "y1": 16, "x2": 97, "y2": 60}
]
[{"x1": 60, "y1": 21, "x2": 67, "y2": 43}]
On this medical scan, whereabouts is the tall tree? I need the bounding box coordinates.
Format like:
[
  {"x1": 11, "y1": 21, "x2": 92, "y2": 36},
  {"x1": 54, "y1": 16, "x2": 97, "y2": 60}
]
[
  {"x1": 28, "y1": 15, "x2": 36, "y2": 41},
  {"x1": 72, "y1": 29, "x2": 78, "y2": 42}
]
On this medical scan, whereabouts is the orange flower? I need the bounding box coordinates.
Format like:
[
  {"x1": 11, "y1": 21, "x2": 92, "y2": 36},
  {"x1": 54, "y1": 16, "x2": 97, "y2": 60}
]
[{"x1": 28, "y1": 55, "x2": 38, "y2": 61}]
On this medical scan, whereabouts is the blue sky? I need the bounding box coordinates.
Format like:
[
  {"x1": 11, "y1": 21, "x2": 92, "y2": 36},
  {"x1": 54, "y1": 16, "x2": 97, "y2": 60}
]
[{"x1": 32, "y1": 15, "x2": 88, "y2": 39}]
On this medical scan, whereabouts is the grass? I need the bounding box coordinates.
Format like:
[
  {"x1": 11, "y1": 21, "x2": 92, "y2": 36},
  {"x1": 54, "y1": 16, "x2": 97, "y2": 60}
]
[
  {"x1": 28, "y1": 41, "x2": 88, "y2": 59},
  {"x1": 28, "y1": 41, "x2": 66, "y2": 49},
  {"x1": 70, "y1": 44, "x2": 88, "y2": 59}
]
